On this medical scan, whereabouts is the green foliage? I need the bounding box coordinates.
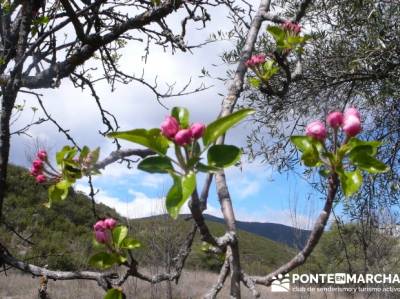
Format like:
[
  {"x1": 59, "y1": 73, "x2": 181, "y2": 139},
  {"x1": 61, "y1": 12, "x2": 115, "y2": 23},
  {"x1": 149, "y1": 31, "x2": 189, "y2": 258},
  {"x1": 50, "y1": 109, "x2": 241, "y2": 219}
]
[
  {"x1": 196, "y1": 162, "x2": 222, "y2": 173},
  {"x1": 108, "y1": 129, "x2": 170, "y2": 155},
  {"x1": 137, "y1": 156, "x2": 173, "y2": 174},
  {"x1": 104, "y1": 288, "x2": 124, "y2": 299},
  {"x1": 207, "y1": 144, "x2": 241, "y2": 168},
  {"x1": 112, "y1": 226, "x2": 128, "y2": 248},
  {"x1": 267, "y1": 26, "x2": 286, "y2": 45},
  {"x1": 261, "y1": 60, "x2": 280, "y2": 81},
  {"x1": 166, "y1": 172, "x2": 196, "y2": 219},
  {"x1": 171, "y1": 107, "x2": 190, "y2": 128},
  {"x1": 120, "y1": 237, "x2": 141, "y2": 250},
  {"x1": 337, "y1": 169, "x2": 363, "y2": 197},
  {"x1": 89, "y1": 252, "x2": 118, "y2": 270},
  {"x1": 90, "y1": 224, "x2": 140, "y2": 270},
  {"x1": 47, "y1": 183, "x2": 70, "y2": 207},
  {"x1": 45, "y1": 146, "x2": 101, "y2": 207},
  {"x1": 266, "y1": 25, "x2": 309, "y2": 52},
  {"x1": 290, "y1": 136, "x2": 321, "y2": 167},
  {"x1": 248, "y1": 77, "x2": 261, "y2": 88},
  {"x1": 349, "y1": 146, "x2": 388, "y2": 174},
  {"x1": 203, "y1": 109, "x2": 255, "y2": 146},
  {"x1": 291, "y1": 135, "x2": 387, "y2": 198},
  {"x1": 32, "y1": 16, "x2": 50, "y2": 26}
]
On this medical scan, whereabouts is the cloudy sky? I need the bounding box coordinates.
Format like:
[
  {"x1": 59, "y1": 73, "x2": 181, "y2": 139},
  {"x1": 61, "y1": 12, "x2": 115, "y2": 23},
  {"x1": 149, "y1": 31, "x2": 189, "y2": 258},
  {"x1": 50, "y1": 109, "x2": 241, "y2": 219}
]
[{"x1": 9, "y1": 3, "x2": 322, "y2": 229}]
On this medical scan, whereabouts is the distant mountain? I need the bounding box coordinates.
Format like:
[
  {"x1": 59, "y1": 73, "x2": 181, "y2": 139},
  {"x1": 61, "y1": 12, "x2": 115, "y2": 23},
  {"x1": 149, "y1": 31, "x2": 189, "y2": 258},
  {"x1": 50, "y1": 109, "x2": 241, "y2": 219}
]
[{"x1": 202, "y1": 214, "x2": 310, "y2": 249}]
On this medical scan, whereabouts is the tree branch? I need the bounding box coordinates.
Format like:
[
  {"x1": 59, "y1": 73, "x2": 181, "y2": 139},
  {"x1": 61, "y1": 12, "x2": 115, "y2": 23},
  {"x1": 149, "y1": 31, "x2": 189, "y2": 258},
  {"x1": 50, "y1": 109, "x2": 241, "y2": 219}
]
[{"x1": 249, "y1": 173, "x2": 339, "y2": 286}]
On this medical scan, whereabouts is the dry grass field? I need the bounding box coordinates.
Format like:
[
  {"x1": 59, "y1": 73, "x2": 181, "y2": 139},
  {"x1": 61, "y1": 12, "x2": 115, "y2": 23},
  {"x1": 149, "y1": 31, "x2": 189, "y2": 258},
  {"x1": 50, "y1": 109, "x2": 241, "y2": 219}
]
[
  {"x1": 1, "y1": 270, "x2": 266, "y2": 299},
  {"x1": 1, "y1": 270, "x2": 397, "y2": 299}
]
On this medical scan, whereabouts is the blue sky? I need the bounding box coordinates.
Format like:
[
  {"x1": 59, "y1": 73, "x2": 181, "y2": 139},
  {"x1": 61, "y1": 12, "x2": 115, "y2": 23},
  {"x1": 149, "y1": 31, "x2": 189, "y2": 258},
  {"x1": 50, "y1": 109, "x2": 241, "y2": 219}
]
[{"x1": 9, "y1": 3, "x2": 326, "y2": 229}]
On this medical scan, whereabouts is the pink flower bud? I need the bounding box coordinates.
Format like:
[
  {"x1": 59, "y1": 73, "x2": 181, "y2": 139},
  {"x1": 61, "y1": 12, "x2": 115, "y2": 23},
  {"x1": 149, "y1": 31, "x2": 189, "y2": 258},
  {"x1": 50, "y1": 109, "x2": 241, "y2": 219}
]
[
  {"x1": 37, "y1": 150, "x2": 47, "y2": 161},
  {"x1": 30, "y1": 167, "x2": 42, "y2": 177},
  {"x1": 344, "y1": 107, "x2": 360, "y2": 119},
  {"x1": 35, "y1": 174, "x2": 46, "y2": 184},
  {"x1": 161, "y1": 116, "x2": 179, "y2": 139},
  {"x1": 245, "y1": 54, "x2": 266, "y2": 68},
  {"x1": 282, "y1": 21, "x2": 301, "y2": 34},
  {"x1": 174, "y1": 129, "x2": 192, "y2": 146},
  {"x1": 32, "y1": 159, "x2": 43, "y2": 170},
  {"x1": 95, "y1": 230, "x2": 109, "y2": 244},
  {"x1": 326, "y1": 111, "x2": 343, "y2": 128},
  {"x1": 104, "y1": 218, "x2": 117, "y2": 230},
  {"x1": 190, "y1": 123, "x2": 206, "y2": 139},
  {"x1": 305, "y1": 120, "x2": 327, "y2": 141},
  {"x1": 93, "y1": 220, "x2": 106, "y2": 231},
  {"x1": 342, "y1": 115, "x2": 362, "y2": 137}
]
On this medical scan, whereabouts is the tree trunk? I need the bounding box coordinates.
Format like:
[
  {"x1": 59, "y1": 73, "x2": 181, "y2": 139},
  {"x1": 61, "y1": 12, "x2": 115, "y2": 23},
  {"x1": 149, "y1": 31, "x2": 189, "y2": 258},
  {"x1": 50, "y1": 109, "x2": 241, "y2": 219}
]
[{"x1": 0, "y1": 89, "x2": 17, "y2": 220}]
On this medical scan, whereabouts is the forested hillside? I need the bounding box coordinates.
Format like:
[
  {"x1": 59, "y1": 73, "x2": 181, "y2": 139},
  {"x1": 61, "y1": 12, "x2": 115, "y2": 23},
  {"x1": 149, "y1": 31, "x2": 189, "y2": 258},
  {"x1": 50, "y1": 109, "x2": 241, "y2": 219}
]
[{"x1": 1, "y1": 165, "x2": 294, "y2": 274}]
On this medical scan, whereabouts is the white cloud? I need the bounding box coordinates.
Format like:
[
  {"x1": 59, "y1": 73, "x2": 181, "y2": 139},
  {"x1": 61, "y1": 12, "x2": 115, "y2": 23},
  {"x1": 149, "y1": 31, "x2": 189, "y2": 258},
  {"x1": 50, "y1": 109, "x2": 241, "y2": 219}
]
[
  {"x1": 138, "y1": 174, "x2": 169, "y2": 190},
  {"x1": 236, "y1": 180, "x2": 261, "y2": 199},
  {"x1": 75, "y1": 183, "x2": 222, "y2": 219}
]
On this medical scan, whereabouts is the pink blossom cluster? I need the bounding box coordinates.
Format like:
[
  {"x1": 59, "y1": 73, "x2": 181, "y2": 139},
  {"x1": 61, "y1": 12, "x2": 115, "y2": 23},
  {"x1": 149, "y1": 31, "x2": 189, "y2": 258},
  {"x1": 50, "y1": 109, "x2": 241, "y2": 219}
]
[
  {"x1": 306, "y1": 107, "x2": 362, "y2": 141},
  {"x1": 245, "y1": 54, "x2": 266, "y2": 68},
  {"x1": 30, "y1": 150, "x2": 48, "y2": 184},
  {"x1": 93, "y1": 218, "x2": 117, "y2": 244},
  {"x1": 282, "y1": 21, "x2": 302, "y2": 34},
  {"x1": 161, "y1": 116, "x2": 206, "y2": 146}
]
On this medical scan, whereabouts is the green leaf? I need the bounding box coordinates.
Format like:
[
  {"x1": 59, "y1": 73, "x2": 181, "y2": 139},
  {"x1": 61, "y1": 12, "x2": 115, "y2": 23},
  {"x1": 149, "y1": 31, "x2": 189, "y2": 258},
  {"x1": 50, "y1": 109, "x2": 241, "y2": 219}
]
[
  {"x1": 203, "y1": 109, "x2": 255, "y2": 146},
  {"x1": 267, "y1": 26, "x2": 285, "y2": 43},
  {"x1": 104, "y1": 288, "x2": 124, "y2": 299},
  {"x1": 56, "y1": 146, "x2": 77, "y2": 166},
  {"x1": 88, "y1": 252, "x2": 117, "y2": 270},
  {"x1": 349, "y1": 149, "x2": 388, "y2": 174},
  {"x1": 339, "y1": 138, "x2": 382, "y2": 158},
  {"x1": 186, "y1": 157, "x2": 200, "y2": 170},
  {"x1": 117, "y1": 255, "x2": 127, "y2": 264},
  {"x1": 92, "y1": 239, "x2": 105, "y2": 250},
  {"x1": 137, "y1": 156, "x2": 174, "y2": 173},
  {"x1": 339, "y1": 169, "x2": 363, "y2": 197},
  {"x1": 290, "y1": 136, "x2": 320, "y2": 167},
  {"x1": 55, "y1": 179, "x2": 71, "y2": 190},
  {"x1": 191, "y1": 141, "x2": 201, "y2": 158},
  {"x1": 166, "y1": 172, "x2": 196, "y2": 219},
  {"x1": 112, "y1": 226, "x2": 128, "y2": 247},
  {"x1": 348, "y1": 138, "x2": 381, "y2": 156},
  {"x1": 171, "y1": 107, "x2": 190, "y2": 128},
  {"x1": 290, "y1": 136, "x2": 315, "y2": 153},
  {"x1": 248, "y1": 77, "x2": 261, "y2": 88},
  {"x1": 262, "y1": 60, "x2": 280, "y2": 80},
  {"x1": 120, "y1": 237, "x2": 141, "y2": 250},
  {"x1": 79, "y1": 146, "x2": 90, "y2": 161},
  {"x1": 108, "y1": 129, "x2": 169, "y2": 155},
  {"x1": 48, "y1": 184, "x2": 69, "y2": 206},
  {"x1": 33, "y1": 16, "x2": 49, "y2": 26},
  {"x1": 319, "y1": 168, "x2": 331, "y2": 177},
  {"x1": 90, "y1": 147, "x2": 101, "y2": 164},
  {"x1": 301, "y1": 150, "x2": 320, "y2": 167},
  {"x1": 207, "y1": 145, "x2": 241, "y2": 168},
  {"x1": 196, "y1": 162, "x2": 222, "y2": 173}
]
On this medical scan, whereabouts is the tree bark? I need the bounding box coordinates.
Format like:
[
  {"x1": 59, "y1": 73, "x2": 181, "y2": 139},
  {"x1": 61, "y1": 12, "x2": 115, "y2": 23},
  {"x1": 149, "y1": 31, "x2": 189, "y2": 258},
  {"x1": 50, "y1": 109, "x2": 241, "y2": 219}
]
[{"x1": 0, "y1": 90, "x2": 17, "y2": 220}]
